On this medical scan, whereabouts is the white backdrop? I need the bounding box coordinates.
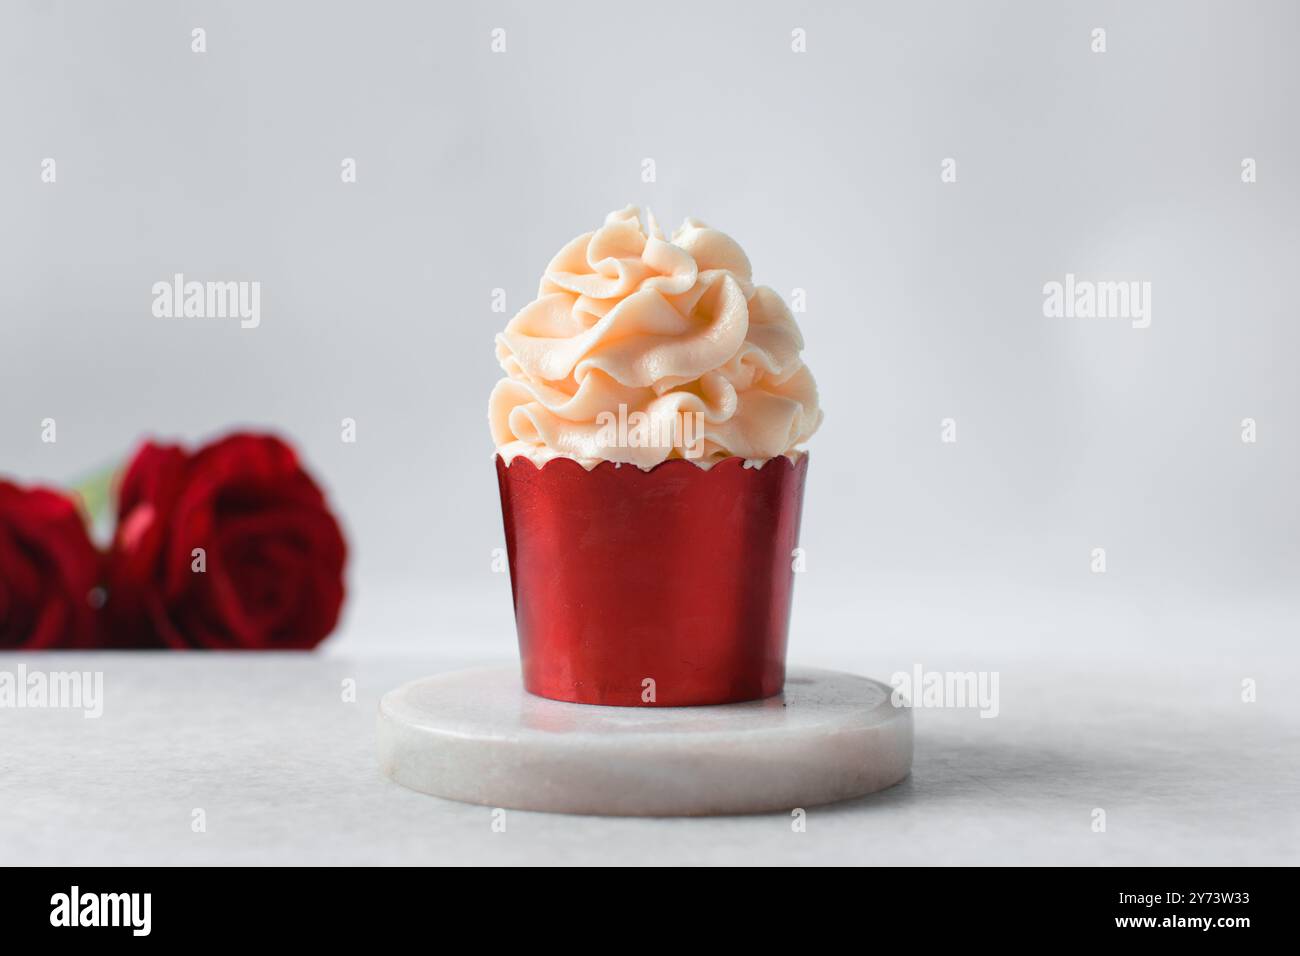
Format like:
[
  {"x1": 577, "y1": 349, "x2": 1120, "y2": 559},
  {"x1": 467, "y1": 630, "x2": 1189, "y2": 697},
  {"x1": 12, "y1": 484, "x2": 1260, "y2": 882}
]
[{"x1": 2, "y1": 0, "x2": 1297, "y2": 663}]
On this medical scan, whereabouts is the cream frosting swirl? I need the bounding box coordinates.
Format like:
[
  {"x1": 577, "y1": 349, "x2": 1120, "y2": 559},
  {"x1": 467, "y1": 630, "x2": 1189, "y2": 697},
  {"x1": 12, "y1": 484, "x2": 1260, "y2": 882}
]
[{"x1": 489, "y1": 207, "x2": 822, "y2": 469}]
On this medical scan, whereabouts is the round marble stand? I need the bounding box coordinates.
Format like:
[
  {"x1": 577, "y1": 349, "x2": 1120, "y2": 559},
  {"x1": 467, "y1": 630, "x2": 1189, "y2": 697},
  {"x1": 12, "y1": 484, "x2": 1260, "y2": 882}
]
[{"x1": 377, "y1": 665, "x2": 912, "y2": 816}]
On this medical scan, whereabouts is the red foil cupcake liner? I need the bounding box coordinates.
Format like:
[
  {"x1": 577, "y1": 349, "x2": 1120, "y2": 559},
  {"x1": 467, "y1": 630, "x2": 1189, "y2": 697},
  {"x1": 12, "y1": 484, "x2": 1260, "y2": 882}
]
[{"x1": 495, "y1": 453, "x2": 809, "y2": 706}]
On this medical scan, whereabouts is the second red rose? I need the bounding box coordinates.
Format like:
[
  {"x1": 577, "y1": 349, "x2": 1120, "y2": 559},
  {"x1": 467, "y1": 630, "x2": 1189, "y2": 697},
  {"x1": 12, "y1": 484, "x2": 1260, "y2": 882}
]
[{"x1": 105, "y1": 433, "x2": 347, "y2": 649}]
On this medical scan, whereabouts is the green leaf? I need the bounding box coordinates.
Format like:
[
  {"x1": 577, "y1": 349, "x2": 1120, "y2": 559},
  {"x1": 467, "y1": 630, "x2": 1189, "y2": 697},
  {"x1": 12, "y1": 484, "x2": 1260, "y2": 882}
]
[{"x1": 70, "y1": 463, "x2": 118, "y2": 525}]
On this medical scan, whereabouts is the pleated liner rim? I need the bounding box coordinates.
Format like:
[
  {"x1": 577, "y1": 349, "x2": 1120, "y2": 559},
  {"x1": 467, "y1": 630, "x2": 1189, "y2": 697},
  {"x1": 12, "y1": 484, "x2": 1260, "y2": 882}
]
[{"x1": 494, "y1": 452, "x2": 809, "y2": 479}]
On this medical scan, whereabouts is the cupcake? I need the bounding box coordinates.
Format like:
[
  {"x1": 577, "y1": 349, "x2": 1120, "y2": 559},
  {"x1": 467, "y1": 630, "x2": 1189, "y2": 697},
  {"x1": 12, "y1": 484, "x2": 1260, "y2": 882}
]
[{"x1": 490, "y1": 207, "x2": 822, "y2": 706}]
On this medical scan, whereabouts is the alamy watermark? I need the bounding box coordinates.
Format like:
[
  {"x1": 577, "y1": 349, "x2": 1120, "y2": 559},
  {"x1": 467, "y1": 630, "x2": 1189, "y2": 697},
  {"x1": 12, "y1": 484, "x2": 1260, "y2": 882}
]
[
  {"x1": 595, "y1": 403, "x2": 706, "y2": 459},
  {"x1": 50, "y1": 886, "x2": 150, "y2": 936},
  {"x1": 0, "y1": 665, "x2": 103, "y2": 718},
  {"x1": 1043, "y1": 273, "x2": 1151, "y2": 329},
  {"x1": 152, "y1": 273, "x2": 260, "y2": 329},
  {"x1": 890, "y1": 664, "x2": 1000, "y2": 718}
]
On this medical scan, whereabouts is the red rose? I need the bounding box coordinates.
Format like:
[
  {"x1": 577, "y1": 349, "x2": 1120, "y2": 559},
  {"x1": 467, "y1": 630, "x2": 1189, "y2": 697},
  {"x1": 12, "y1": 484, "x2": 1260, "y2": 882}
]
[
  {"x1": 0, "y1": 480, "x2": 102, "y2": 649},
  {"x1": 106, "y1": 433, "x2": 347, "y2": 649}
]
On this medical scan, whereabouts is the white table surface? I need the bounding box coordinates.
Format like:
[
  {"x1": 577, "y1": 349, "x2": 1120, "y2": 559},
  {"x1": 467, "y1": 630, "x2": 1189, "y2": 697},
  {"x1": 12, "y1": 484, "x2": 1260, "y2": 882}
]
[{"x1": 3, "y1": 584, "x2": 1298, "y2": 866}]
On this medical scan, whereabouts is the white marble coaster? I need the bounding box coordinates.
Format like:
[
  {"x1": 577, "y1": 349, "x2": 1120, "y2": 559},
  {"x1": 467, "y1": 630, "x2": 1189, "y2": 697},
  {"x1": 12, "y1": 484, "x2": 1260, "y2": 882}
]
[{"x1": 377, "y1": 665, "x2": 912, "y2": 816}]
